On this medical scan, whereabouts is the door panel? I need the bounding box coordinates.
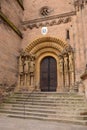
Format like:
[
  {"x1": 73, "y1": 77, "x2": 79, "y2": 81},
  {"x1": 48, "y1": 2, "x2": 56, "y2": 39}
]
[{"x1": 40, "y1": 56, "x2": 57, "y2": 91}]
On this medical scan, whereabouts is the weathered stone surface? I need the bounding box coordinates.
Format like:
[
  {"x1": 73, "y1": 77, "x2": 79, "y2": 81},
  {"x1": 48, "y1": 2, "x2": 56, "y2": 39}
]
[
  {"x1": 1, "y1": 0, "x2": 87, "y2": 93},
  {"x1": 0, "y1": 0, "x2": 23, "y2": 89},
  {"x1": 1, "y1": 0, "x2": 23, "y2": 29},
  {"x1": 22, "y1": 0, "x2": 87, "y2": 83}
]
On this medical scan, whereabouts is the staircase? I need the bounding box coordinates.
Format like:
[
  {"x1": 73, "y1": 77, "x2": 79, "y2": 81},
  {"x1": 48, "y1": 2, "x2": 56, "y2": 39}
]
[{"x1": 0, "y1": 92, "x2": 87, "y2": 125}]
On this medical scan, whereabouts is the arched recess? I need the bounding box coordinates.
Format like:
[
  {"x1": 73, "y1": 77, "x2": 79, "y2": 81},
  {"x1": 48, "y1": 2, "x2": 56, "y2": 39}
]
[
  {"x1": 35, "y1": 52, "x2": 59, "y2": 91},
  {"x1": 19, "y1": 36, "x2": 75, "y2": 92},
  {"x1": 24, "y1": 37, "x2": 68, "y2": 91}
]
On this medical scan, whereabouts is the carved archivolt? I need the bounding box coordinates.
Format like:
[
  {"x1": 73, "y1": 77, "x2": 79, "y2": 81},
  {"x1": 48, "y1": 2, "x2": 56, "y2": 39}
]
[
  {"x1": 17, "y1": 37, "x2": 75, "y2": 92},
  {"x1": 25, "y1": 37, "x2": 68, "y2": 54}
]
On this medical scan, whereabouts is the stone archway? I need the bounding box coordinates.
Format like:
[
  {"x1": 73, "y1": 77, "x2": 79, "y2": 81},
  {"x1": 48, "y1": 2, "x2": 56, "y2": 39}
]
[{"x1": 17, "y1": 37, "x2": 75, "y2": 92}]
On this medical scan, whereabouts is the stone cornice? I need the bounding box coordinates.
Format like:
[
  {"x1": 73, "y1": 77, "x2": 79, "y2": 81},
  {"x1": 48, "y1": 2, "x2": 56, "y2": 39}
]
[
  {"x1": 16, "y1": 0, "x2": 24, "y2": 10},
  {"x1": 0, "y1": 11, "x2": 23, "y2": 38},
  {"x1": 22, "y1": 11, "x2": 76, "y2": 29}
]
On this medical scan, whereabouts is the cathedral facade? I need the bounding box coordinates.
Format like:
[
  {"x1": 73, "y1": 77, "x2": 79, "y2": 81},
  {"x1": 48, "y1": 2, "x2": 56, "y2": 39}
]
[{"x1": 0, "y1": 0, "x2": 87, "y2": 93}]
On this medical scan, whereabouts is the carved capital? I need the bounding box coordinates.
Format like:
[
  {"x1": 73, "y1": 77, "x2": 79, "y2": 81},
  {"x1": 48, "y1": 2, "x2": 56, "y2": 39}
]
[{"x1": 74, "y1": 0, "x2": 85, "y2": 11}]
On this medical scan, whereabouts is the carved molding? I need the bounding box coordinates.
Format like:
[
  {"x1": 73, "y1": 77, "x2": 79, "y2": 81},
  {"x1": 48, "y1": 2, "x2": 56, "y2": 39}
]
[
  {"x1": 18, "y1": 36, "x2": 75, "y2": 92},
  {"x1": 22, "y1": 11, "x2": 76, "y2": 29},
  {"x1": 25, "y1": 37, "x2": 68, "y2": 54},
  {"x1": 74, "y1": 0, "x2": 87, "y2": 11}
]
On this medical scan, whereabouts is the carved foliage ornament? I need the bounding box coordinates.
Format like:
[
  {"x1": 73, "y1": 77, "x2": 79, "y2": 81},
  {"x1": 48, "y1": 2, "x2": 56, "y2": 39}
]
[
  {"x1": 28, "y1": 17, "x2": 71, "y2": 29},
  {"x1": 40, "y1": 6, "x2": 52, "y2": 16},
  {"x1": 74, "y1": 0, "x2": 87, "y2": 11}
]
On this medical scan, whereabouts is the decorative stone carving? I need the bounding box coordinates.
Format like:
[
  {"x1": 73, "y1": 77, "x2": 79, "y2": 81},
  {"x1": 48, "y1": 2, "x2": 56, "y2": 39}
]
[
  {"x1": 63, "y1": 54, "x2": 70, "y2": 91},
  {"x1": 40, "y1": 6, "x2": 52, "y2": 16},
  {"x1": 18, "y1": 55, "x2": 24, "y2": 74},
  {"x1": 30, "y1": 55, "x2": 35, "y2": 76},
  {"x1": 29, "y1": 54, "x2": 35, "y2": 86},
  {"x1": 64, "y1": 54, "x2": 68, "y2": 72},
  {"x1": 74, "y1": 0, "x2": 85, "y2": 11},
  {"x1": 68, "y1": 52, "x2": 75, "y2": 89},
  {"x1": 69, "y1": 53, "x2": 74, "y2": 72},
  {"x1": 24, "y1": 56, "x2": 30, "y2": 74},
  {"x1": 22, "y1": 11, "x2": 74, "y2": 29},
  {"x1": 59, "y1": 56, "x2": 64, "y2": 73},
  {"x1": 25, "y1": 37, "x2": 68, "y2": 53},
  {"x1": 18, "y1": 52, "x2": 36, "y2": 90}
]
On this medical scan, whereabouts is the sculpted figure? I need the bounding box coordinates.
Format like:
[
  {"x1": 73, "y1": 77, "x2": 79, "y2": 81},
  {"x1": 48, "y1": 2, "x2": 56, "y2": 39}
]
[
  {"x1": 30, "y1": 55, "x2": 35, "y2": 75},
  {"x1": 19, "y1": 56, "x2": 24, "y2": 73},
  {"x1": 59, "y1": 58, "x2": 63, "y2": 73},
  {"x1": 24, "y1": 56, "x2": 30, "y2": 74},
  {"x1": 64, "y1": 56, "x2": 68, "y2": 73},
  {"x1": 69, "y1": 53, "x2": 74, "y2": 72}
]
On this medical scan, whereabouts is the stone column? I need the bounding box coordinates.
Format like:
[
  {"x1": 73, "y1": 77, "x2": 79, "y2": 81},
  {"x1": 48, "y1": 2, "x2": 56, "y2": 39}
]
[
  {"x1": 64, "y1": 54, "x2": 70, "y2": 92},
  {"x1": 68, "y1": 52, "x2": 75, "y2": 91},
  {"x1": 29, "y1": 55, "x2": 35, "y2": 91},
  {"x1": 58, "y1": 55, "x2": 64, "y2": 91},
  {"x1": 24, "y1": 74, "x2": 27, "y2": 87},
  {"x1": 17, "y1": 55, "x2": 24, "y2": 90},
  {"x1": 24, "y1": 56, "x2": 30, "y2": 90}
]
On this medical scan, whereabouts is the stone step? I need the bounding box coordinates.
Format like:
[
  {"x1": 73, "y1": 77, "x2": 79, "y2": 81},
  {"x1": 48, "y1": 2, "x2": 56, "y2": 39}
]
[
  {"x1": 0, "y1": 112, "x2": 87, "y2": 125},
  {"x1": 12, "y1": 104, "x2": 87, "y2": 110},
  {"x1": 0, "y1": 110, "x2": 87, "y2": 122},
  {"x1": 12, "y1": 92, "x2": 85, "y2": 96},
  {"x1": 2, "y1": 102, "x2": 87, "y2": 109},
  {"x1": 11, "y1": 96, "x2": 85, "y2": 101},
  {"x1": 0, "y1": 109, "x2": 87, "y2": 118},
  {"x1": 0, "y1": 107, "x2": 87, "y2": 115},
  {"x1": 13, "y1": 92, "x2": 84, "y2": 98},
  {"x1": 0, "y1": 92, "x2": 87, "y2": 125},
  {"x1": 14, "y1": 97, "x2": 85, "y2": 100},
  {"x1": 14, "y1": 92, "x2": 84, "y2": 95},
  {"x1": 10, "y1": 108, "x2": 87, "y2": 114},
  {"x1": 8, "y1": 114, "x2": 87, "y2": 125},
  {"x1": 3, "y1": 100, "x2": 87, "y2": 106},
  {"x1": 12, "y1": 95, "x2": 85, "y2": 99},
  {"x1": 1, "y1": 103, "x2": 87, "y2": 112},
  {"x1": 15, "y1": 99, "x2": 86, "y2": 104},
  {"x1": 4, "y1": 96, "x2": 87, "y2": 102}
]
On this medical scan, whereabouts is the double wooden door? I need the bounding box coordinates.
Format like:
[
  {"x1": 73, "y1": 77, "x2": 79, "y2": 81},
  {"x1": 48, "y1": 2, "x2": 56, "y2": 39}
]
[{"x1": 40, "y1": 56, "x2": 57, "y2": 91}]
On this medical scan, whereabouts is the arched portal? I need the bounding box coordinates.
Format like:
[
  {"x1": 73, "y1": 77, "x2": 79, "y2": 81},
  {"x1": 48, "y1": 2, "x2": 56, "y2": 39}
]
[
  {"x1": 40, "y1": 56, "x2": 57, "y2": 92},
  {"x1": 17, "y1": 37, "x2": 75, "y2": 92}
]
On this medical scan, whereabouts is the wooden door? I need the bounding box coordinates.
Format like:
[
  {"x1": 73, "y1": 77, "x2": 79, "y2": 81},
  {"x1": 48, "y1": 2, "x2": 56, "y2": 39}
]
[{"x1": 40, "y1": 56, "x2": 57, "y2": 91}]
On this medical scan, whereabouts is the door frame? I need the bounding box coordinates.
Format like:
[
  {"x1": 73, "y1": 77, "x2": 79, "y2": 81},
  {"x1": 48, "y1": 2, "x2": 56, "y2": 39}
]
[
  {"x1": 35, "y1": 53, "x2": 61, "y2": 91},
  {"x1": 40, "y1": 56, "x2": 57, "y2": 91}
]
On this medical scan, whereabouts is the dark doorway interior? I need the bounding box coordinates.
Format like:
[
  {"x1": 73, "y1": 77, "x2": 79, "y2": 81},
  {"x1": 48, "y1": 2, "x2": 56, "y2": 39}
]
[{"x1": 40, "y1": 56, "x2": 57, "y2": 92}]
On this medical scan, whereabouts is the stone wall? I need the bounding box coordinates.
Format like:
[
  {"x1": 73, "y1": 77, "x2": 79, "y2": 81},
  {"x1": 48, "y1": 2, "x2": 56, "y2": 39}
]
[
  {"x1": 22, "y1": 0, "x2": 87, "y2": 83},
  {"x1": 23, "y1": 0, "x2": 74, "y2": 21},
  {"x1": 0, "y1": 0, "x2": 23, "y2": 89},
  {"x1": 1, "y1": 0, "x2": 23, "y2": 29},
  {"x1": 0, "y1": 0, "x2": 87, "y2": 92},
  {"x1": 73, "y1": 2, "x2": 87, "y2": 81}
]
